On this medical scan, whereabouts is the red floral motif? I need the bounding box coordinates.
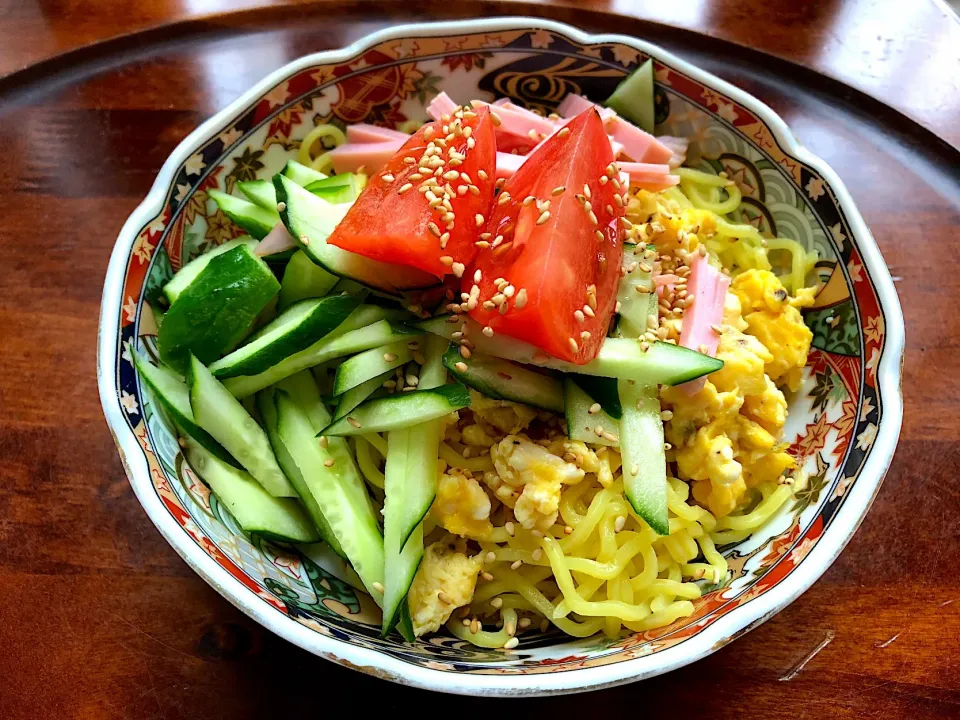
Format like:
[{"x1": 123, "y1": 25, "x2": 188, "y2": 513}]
[
  {"x1": 830, "y1": 398, "x2": 858, "y2": 462},
  {"x1": 440, "y1": 52, "x2": 492, "y2": 72},
  {"x1": 535, "y1": 654, "x2": 588, "y2": 667},
  {"x1": 793, "y1": 413, "x2": 831, "y2": 460},
  {"x1": 268, "y1": 107, "x2": 304, "y2": 141},
  {"x1": 328, "y1": 50, "x2": 423, "y2": 125}
]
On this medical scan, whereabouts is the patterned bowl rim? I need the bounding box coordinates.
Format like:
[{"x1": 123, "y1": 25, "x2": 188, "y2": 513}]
[{"x1": 97, "y1": 17, "x2": 905, "y2": 696}]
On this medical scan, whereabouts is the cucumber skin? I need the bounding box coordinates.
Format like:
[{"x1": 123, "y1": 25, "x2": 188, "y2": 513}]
[
  {"x1": 163, "y1": 237, "x2": 257, "y2": 305},
  {"x1": 320, "y1": 382, "x2": 471, "y2": 437},
  {"x1": 158, "y1": 245, "x2": 280, "y2": 375},
  {"x1": 209, "y1": 294, "x2": 362, "y2": 379},
  {"x1": 618, "y1": 381, "x2": 669, "y2": 535},
  {"x1": 441, "y1": 345, "x2": 564, "y2": 413},
  {"x1": 563, "y1": 378, "x2": 620, "y2": 447},
  {"x1": 209, "y1": 189, "x2": 279, "y2": 239},
  {"x1": 605, "y1": 59, "x2": 656, "y2": 133},
  {"x1": 257, "y1": 387, "x2": 346, "y2": 557},
  {"x1": 282, "y1": 159, "x2": 327, "y2": 187},
  {"x1": 418, "y1": 315, "x2": 723, "y2": 385},
  {"x1": 570, "y1": 375, "x2": 622, "y2": 419},
  {"x1": 187, "y1": 354, "x2": 296, "y2": 498},
  {"x1": 278, "y1": 250, "x2": 339, "y2": 310},
  {"x1": 133, "y1": 353, "x2": 242, "y2": 469},
  {"x1": 275, "y1": 391, "x2": 386, "y2": 605},
  {"x1": 183, "y1": 439, "x2": 319, "y2": 543}
]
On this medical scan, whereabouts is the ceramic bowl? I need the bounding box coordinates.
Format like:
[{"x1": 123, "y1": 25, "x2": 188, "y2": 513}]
[{"x1": 98, "y1": 17, "x2": 904, "y2": 696}]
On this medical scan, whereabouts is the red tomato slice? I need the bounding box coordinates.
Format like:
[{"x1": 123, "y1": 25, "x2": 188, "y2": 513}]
[
  {"x1": 465, "y1": 109, "x2": 626, "y2": 364},
  {"x1": 327, "y1": 106, "x2": 496, "y2": 278}
]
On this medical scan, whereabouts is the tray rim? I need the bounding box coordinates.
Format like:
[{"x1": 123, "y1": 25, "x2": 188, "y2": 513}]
[{"x1": 97, "y1": 15, "x2": 905, "y2": 696}]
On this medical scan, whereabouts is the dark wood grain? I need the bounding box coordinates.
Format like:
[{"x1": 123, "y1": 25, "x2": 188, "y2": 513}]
[{"x1": 0, "y1": 2, "x2": 958, "y2": 717}]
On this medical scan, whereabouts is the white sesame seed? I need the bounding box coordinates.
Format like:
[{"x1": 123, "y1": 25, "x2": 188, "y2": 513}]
[
  {"x1": 372, "y1": 581, "x2": 385, "y2": 593},
  {"x1": 531, "y1": 548, "x2": 543, "y2": 561},
  {"x1": 536, "y1": 210, "x2": 551, "y2": 225},
  {"x1": 557, "y1": 127, "x2": 570, "y2": 137},
  {"x1": 427, "y1": 222, "x2": 441, "y2": 237},
  {"x1": 478, "y1": 169, "x2": 488, "y2": 181},
  {"x1": 595, "y1": 229, "x2": 604, "y2": 242},
  {"x1": 454, "y1": 361, "x2": 468, "y2": 373},
  {"x1": 437, "y1": 591, "x2": 454, "y2": 605},
  {"x1": 510, "y1": 560, "x2": 523, "y2": 570},
  {"x1": 452, "y1": 262, "x2": 465, "y2": 278},
  {"x1": 459, "y1": 345, "x2": 472, "y2": 359},
  {"x1": 569, "y1": 337, "x2": 579, "y2": 353},
  {"x1": 491, "y1": 112, "x2": 502, "y2": 127},
  {"x1": 482, "y1": 326, "x2": 494, "y2": 337},
  {"x1": 490, "y1": 597, "x2": 503, "y2": 609},
  {"x1": 574, "y1": 310, "x2": 585, "y2": 323},
  {"x1": 318, "y1": 436, "x2": 328, "y2": 449},
  {"x1": 588, "y1": 210, "x2": 598, "y2": 225},
  {"x1": 552, "y1": 185, "x2": 566, "y2": 196},
  {"x1": 515, "y1": 288, "x2": 528, "y2": 308},
  {"x1": 583, "y1": 183, "x2": 592, "y2": 199},
  {"x1": 505, "y1": 521, "x2": 515, "y2": 536},
  {"x1": 439, "y1": 255, "x2": 453, "y2": 266},
  {"x1": 614, "y1": 516, "x2": 626, "y2": 532},
  {"x1": 503, "y1": 285, "x2": 515, "y2": 298},
  {"x1": 383, "y1": 353, "x2": 398, "y2": 362},
  {"x1": 498, "y1": 192, "x2": 512, "y2": 206},
  {"x1": 588, "y1": 402, "x2": 601, "y2": 415},
  {"x1": 504, "y1": 637, "x2": 519, "y2": 650},
  {"x1": 485, "y1": 551, "x2": 496, "y2": 563},
  {"x1": 581, "y1": 331, "x2": 591, "y2": 341},
  {"x1": 323, "y1": 458, "x2": 335, "y2": 467},
  {"x1": 475, "y1": 213, "x2": 485, "y2": 227},
  {"x1": 599, "y1": 175, "x2": 608, "y2": 185},
  {"x1": 443, "y1": 170, "x2": 460, "y2": 181},
  {"x1": 583, "y1": 305, "x2": 595, "y2": 318}
]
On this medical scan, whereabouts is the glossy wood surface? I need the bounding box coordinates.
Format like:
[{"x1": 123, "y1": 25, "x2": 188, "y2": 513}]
[{"x1": 0, "y1": 2, "x2": 958, "y2": 717}]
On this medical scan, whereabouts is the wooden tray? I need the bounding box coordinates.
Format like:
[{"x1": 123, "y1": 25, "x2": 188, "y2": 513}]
[{"x1": 0, "y1": 5, "x2": 958, "y2": 718}]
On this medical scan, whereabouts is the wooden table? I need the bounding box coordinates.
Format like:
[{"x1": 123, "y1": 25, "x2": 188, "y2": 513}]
[{"x1": 1, "y1": 1, "x2": 958, "y2": 716}]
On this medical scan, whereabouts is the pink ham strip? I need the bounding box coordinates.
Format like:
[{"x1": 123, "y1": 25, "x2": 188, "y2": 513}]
[
  {"x1": 426, "y1": 91, "x2": 458, "y2": 121},
  {"x1": 254, "y1": 223, "x2": 297, "y2": 257},
  {"x1": 657, "y1": 135, "x2": 689, "y2": 169},
  {"x1": 619, "y1": 161, "x2": 679, "y2": 191},
  {"x1": 496, "y1": 151, "x2": 525, "y2": 179},
  {"x1": 607, "y1": 115, "x2": 673, "y2": 164},
  {"x1": 472, "y1": 100, "x2": 557, "y2": 139},
  {"x1": 678, "y1": 256, "x2": 730, "y2": 392},
  {"x1": 328, "y1": 139, "x2": 404, "y2": 174},
  {"x1": 346, "y1": 123, "x2": 410, "y2": 144}
]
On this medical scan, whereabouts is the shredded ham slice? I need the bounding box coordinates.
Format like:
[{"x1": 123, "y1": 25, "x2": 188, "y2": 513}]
[
  {"x1": 606, "y1": 115, "x2": 672, "y2": 164},
  {"x1": 254, "y1": 223, "x2": 297, "y2": 257},
  {"x1": 496, "y1": 151, "x2": 525, "y2": 179},
  {"x1": 657, "y1": 135, "x2": 689, "y2": 169},
  {"x1": 346, "y1": 123, "x2": 410, "y2": 144},
  {"x1": 327, "y1": 138, "x2": 404, "y2": 174},
  {"x1": 619, "y1": 161, "x2": 680, "y2": 191},
  {"x1": 677, "y1": 256, "x2": 730, "y2": 392},
  {"x1": 426, "y1": 91, "x2": 458, "y2": 121}
]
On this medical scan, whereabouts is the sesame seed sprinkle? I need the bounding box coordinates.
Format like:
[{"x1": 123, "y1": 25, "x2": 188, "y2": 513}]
[
  {"x1": 452, "y1": 262, "x2": 465, "y2": 278},
  {"x1": 575, "y1": 310, "x2": 585, "y2": 323},
  {"x1": 384, "y1": 353, "x2": 398, "y2": 362},
  {"x1": 398, "y1": 182, "x2": 413, "y2": 194},
  {"x1": 569, "y1": 337, "x2": 580, "y2": 353},
  {"x1": 552, "y1": 185, "x2": 566, "y2": 196},
  {"x1": 437, "y1": 591, "x2": 454, "y2": 605},
  {"x1": 323, "y1": 458, "x2": 335, "y2": 468},
  {"x1": 372, "y1": 581, "x2": 385, "y2": 593},
  {"x1": 510, "y1": 560, "x2": 523, "y2": 570},
  {"x1": 504, "y1": 637, "x2": 519, "y2": 650},
  {"x1": 491, "y1": 112, "x2": 502, "y2": 127},
  {"x1": 557, "y1": 127, "x2": 570, "y2": 137},
  {"x1": 482, "y1": 326, "x2": 494, "y2": 337},
  {"x1": 515, "y1": 288, "x2": 528, "y2": 308},
  {"x1": 440, "y1": 255, "x2": 453, "y2": 266},
  {"x1": 475, "y1": 213, "x2": 485, "y2": 227},
  {"x1": 536, "y1": 210, "x2": 551, "y2": 225},
  {"x1": 498, "y1": 192, "x2": 512, "y2": 206}
]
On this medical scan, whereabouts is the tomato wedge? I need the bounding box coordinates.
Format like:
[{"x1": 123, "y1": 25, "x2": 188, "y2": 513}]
[
  {"x1": 327, "y1": 106, "x2": 496, "y2": 278},
  {"x1": 465, "y1": 109, "x2": 626, "y2": 364}
]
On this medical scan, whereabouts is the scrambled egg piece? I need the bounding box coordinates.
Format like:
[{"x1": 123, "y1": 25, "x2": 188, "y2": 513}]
[
  {"x1": 488, "y1": 436, "x2": 585, "y2": 531},
  {"x1": 432, "y1": 469, "x2": 493, "y2": 540},
  {"x1": 469, "y1": 391, "x2": 538, "y2": 435},
  {"x1": 663, "y1": 273, "x2": 810, "y2": 517},
  {"x1": 408, "y1": 539, "x2": 481, "y2": 637},
  {"x1": 732, "y1": 270, "x2": 814, "y2": 392}
]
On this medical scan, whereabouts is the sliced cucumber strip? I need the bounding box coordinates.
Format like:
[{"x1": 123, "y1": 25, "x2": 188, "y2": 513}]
[
  {"x1": 333, "y1": 370, "x2": 392, "y2": 421},
  {"x1": 417, "y1": 316, "x2": 722, "y2": 385},
  {"x1": 278, "y1": 250, "x2": 339, "y2": 310},
  {"x1": 605, "y1": 58, "x2": 656, "y2": 133},
  {"x1": 563, "y1": 378, "x2": 619, "y2": 447},
  {"x1": 321, "y1": 382, "x2": 470, "y2": 437},
  {"x1": 224, "y1": 317, "x2": 418, "y2": 399},
  {"x1": 616, "y1": 243, "x2": 656, "y2": 336},
  {"x1": 208, "y1": 294, "x2": 362, "y2": 379},
  {"x1": 276, "y1": 175, "x2": 439, "y2": 294},
  {"x1": 282, "y1": 159, "x2": 327, "y2": 187},
  {"x1": 619, "y1": 381, "x2": 668, "y2": 535},
  {"x1": 381, "y1": 334, "x2": 447, "y2": 635},
  {"x1": 442, "y1": 345, "x2": 563, "y2": 412},
  {"x1": 158, "y1": 244, "x2": 280, "y2": 375},
  {"x1": 332, "y1": 338, "x2": 421, "y2": 397},
  {"x1": 570, "y1": 375, "x2": 622, "y2": 419},
  {"x1": 276, "y1": 390, "x2": 385, "y2": 604},
  {"x1": 183, "y1": 438, "x2": 319, "y2": 542},
  {"x1": 133, "y1": 353, "x2": 240, "y2": 467},
  {"x1": 237, "y1": 179, "x2": 277, "y2": 212},
  {"x1": 209, "y1": 189, "x2": 279, "y2": 240},
  {"x1": 258, "y1": 384, "x2": 345, "y2": 556},
  {"x1": 162, "y1": 237, "x2": 257, "y2": 305},
  {"x1": 188, "y1": 354, "x2": 295, "y2": 497},
  {"x1": 304, "y1": 173, "x2": 362, "y2": 204}
]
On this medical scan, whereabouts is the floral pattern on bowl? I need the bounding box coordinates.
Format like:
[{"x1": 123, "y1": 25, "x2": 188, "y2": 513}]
[{"x1": 98, "y1": 18, "x2": 904, "y2": 695}]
